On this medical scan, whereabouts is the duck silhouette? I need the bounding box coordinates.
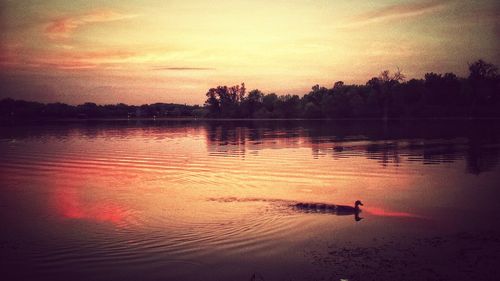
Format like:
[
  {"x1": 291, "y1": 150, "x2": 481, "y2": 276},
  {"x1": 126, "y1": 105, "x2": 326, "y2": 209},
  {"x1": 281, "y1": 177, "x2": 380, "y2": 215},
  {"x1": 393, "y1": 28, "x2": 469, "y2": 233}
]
[{"x1": 295, "y1": 200, "x2": 364, "y2": 221}]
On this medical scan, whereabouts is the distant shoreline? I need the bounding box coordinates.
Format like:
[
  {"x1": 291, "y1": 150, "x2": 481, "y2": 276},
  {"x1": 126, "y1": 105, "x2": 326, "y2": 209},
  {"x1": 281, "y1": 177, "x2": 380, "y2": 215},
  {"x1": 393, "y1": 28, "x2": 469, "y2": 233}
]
[{"x1": 2, "y1": 116, "x2": 500, "y2": 123}]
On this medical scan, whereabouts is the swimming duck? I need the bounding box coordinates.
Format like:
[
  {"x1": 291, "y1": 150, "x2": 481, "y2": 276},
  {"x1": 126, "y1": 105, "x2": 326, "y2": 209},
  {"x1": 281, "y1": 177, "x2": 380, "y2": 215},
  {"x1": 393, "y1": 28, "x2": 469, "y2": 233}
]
[{"x1": 294, "y1": 200, "x2": 364, "y2": 221}]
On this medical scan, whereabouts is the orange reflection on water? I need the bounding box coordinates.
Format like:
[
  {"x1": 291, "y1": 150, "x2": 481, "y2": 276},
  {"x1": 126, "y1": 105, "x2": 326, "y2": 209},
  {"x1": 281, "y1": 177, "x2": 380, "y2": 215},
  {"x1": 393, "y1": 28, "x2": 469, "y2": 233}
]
[
  {"x1": 55, "y1": 189, "x2": 129, "y2": 225},
  {"x1": 364, "y1": 206, "x2": 425, "y2": 219}
]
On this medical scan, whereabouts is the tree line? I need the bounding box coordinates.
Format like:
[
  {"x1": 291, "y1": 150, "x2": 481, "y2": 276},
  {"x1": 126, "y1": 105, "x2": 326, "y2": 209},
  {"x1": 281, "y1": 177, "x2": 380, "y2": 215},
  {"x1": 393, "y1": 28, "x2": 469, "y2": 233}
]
[
  {"x1": 0, "y1": 100, "x2": 205, "y2": 119},
  {"x1": 1, "y1": 60, "x2": 498, "y2": 120},
  {"x1": 204, "y1": 60, "x2": 500, "y2": 119}
]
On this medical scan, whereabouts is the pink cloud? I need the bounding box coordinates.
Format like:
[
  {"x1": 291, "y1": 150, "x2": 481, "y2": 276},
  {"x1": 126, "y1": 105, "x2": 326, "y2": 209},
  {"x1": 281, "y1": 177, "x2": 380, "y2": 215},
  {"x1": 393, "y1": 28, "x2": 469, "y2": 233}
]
[
  {"x1": 44, "y1": 10, "x2": 138, "y2": 40},
  {"x1": 34, "y1": 49, "x2": 138, "y2": 70},
  {"x1": 0, "y1": 43, "x2": 139, "y2": 70}
]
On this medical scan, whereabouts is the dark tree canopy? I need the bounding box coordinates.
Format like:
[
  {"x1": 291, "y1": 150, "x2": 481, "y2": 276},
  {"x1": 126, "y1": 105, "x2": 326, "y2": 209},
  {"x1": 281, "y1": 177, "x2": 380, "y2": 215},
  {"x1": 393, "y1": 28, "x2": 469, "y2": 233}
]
[{"x1": 201, "y1": 60, "x2": 499, "y2": 119}]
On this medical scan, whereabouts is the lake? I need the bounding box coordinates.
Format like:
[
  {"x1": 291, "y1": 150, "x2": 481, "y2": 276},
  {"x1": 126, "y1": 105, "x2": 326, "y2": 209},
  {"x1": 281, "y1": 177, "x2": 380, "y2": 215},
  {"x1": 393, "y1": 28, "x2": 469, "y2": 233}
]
[{"x1": 1, "y1": 120, "x2": 499, "y2": 281}]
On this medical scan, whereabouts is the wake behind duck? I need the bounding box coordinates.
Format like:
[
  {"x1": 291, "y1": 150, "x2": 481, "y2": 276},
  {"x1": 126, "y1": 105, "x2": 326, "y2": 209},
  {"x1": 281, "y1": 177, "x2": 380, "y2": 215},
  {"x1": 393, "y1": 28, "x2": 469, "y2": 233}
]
[{"x1": 208, "y1": 197, "x2": 364, "y2": 221}]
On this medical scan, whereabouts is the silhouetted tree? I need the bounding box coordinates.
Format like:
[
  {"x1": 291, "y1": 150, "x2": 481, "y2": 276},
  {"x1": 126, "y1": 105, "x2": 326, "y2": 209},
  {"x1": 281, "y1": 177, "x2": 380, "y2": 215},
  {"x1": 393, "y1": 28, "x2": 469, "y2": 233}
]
[
  {"x1": 367, "y1": 69, "x2": 405, "y2": 120},
  {"x1": 467, "y1": 60, "x2": 500, "y2": 117},
  {"x1": 240, "y1": 89, "x2": 264, "y2": 118},
  {"x1": 262, "y1": 93, "x2": 278, "y2": 117},
  {"x1": 204, "y1": 83, "x2": 246, "y2": 117}
]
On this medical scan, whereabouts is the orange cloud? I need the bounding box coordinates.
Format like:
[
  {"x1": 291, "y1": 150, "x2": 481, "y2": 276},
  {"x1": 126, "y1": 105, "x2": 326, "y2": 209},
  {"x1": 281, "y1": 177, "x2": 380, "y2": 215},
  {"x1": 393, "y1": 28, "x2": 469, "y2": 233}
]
[
  {"x1": 346, "y1": 0, "x2": 450, "y2": 27},
  {"x1": 44, "y1": 10, "x2": 138, "y2": 40}
]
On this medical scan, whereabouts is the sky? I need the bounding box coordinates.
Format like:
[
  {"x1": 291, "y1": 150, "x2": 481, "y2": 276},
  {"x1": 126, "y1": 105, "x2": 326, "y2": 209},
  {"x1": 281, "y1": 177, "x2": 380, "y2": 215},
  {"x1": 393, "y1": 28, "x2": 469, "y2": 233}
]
[{"x1": 0, "y1": 0, "x2": 499, "y2": 105}]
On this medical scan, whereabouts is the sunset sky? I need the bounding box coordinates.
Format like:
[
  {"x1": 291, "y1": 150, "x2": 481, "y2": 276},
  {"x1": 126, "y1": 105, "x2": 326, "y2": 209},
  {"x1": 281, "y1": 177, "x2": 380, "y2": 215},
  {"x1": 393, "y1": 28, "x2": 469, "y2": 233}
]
[{"x1": 1, "y1": 0, "x2": 498, "y2": 105}]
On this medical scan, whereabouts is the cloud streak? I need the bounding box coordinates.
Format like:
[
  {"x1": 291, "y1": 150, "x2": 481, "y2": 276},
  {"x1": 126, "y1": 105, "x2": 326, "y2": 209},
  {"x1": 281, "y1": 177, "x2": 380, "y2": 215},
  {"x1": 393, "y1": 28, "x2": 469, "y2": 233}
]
[
  {"x1": 45, "y1": 10, "x2": 138, "y2": 40},
  {"x1": 346, "y1": 0, "x2": 451, "y2": 27},
  {"x1": 153, "y1": 67, "x2": 215, "y2": 71}
]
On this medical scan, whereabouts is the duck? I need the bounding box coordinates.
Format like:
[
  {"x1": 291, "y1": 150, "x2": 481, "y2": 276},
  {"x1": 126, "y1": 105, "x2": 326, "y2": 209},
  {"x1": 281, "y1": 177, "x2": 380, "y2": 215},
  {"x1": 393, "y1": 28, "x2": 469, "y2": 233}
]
[
  {"x1": 294, "y1": 200, "x2": 364, "y2": 221},
  {"x1": 336, "y1": 200, "x2": 364, "y2": 213}
]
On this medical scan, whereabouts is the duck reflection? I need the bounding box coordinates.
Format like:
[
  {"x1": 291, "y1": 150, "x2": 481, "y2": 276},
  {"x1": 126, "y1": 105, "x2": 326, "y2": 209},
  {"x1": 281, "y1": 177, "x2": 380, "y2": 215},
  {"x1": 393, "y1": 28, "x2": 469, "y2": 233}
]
[
  {"x1": 295, "y1": 200, "x2": 364, "y2": 222},
  {"x1": 364, "y1": 206, "x2": 425, "y2": 219}
]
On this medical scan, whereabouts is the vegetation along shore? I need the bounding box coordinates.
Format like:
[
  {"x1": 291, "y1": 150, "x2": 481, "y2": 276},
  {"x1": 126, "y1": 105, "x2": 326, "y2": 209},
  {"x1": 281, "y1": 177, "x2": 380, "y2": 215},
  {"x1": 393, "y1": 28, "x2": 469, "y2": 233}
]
[{"x1": 2, "y1": 60, "x2": 498, "y2": 120}]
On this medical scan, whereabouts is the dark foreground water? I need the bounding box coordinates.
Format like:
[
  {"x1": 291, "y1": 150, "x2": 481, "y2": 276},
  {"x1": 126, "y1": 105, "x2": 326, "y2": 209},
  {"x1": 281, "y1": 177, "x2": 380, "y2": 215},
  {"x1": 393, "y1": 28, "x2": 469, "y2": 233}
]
[{"x1": 1, "y1": 120, "x2": 499, "y2": 281}]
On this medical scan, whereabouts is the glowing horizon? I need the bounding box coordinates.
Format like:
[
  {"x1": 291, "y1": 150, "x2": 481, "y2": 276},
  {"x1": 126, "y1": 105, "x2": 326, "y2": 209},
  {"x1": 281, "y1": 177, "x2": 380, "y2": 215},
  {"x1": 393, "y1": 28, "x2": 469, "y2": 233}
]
[{"x1": 1, "y1": 0, "x2": 498, "y2": 105}]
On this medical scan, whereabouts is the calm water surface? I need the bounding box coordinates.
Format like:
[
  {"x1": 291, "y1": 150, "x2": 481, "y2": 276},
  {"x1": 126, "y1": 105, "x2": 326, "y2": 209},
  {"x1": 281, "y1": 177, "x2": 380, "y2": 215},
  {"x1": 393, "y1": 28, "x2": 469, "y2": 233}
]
[{"x1": 1, "y1": 120, "x2": 499, "y2": 281}]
